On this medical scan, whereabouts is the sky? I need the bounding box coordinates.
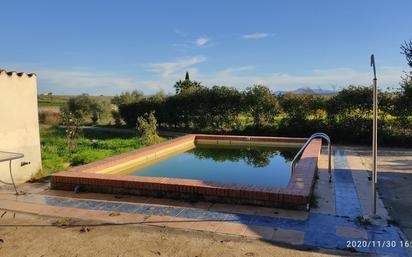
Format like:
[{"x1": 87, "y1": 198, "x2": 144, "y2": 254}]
[{"x1": 1, "y1": 0, "x2": 411, "y2": 95}]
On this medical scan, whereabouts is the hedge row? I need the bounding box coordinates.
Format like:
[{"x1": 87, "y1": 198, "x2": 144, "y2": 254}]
[{"x1": 117, "y1": 84, "x2": 412, "y2": 146}]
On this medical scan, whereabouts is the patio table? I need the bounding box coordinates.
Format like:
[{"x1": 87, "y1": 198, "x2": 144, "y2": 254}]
[{"x1": 0, "y1": 151, "x2": 24, "y2": 194}]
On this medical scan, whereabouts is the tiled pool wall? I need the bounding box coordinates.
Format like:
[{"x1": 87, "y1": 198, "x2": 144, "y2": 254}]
[{"x1": 51, "y1": 134, "x2": 321, "y2": 209}]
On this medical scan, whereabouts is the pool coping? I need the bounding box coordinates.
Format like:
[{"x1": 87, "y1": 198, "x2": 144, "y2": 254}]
[{"x1": 51, "y1": 134, "x2": 322, "y2": 209}]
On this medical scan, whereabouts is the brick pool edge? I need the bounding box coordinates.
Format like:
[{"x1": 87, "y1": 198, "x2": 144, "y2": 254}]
[{"x1": 51, "y1": 134, "x2": 322, "y2": 209}]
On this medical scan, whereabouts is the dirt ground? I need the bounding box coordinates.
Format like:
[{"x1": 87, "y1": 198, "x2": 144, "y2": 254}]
[{"x1": 0, "y1": 211, "x2": 358, "y2": 257}]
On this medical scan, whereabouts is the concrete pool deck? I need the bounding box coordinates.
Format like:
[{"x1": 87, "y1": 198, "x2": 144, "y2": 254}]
[{"x1": 0, "y1": 147, "x2": 410, "y2": 256}]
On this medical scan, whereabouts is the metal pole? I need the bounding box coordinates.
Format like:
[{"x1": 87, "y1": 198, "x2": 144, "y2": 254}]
[
  {"x1": 9, "y1": 160, "x2": 18, "y2": 195},
  {"x1": 371, "y1": 54, "x2": 378, "y2": 215},
  {"x1": 328, "y1": 142, "x2": 332, "y2": 182}
]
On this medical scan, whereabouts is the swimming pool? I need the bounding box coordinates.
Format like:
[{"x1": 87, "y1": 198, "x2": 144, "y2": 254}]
[
  {"x1": 126, "y1": 144, "x2": 297, "y2": 188},
  {"x1": 51, "y1": 134, "x2": 322, "y2": 209}
]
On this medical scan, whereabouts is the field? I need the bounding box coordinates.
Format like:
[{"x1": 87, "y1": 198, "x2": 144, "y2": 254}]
[
  {"x1": 38, "y1": 94, "x2": 115, "y2": 125},
  {"x1": 37, "y1": 127, "x2": 157, "y2": 179},
  {"x1": 38, "y1": 95, "x2": 113, "y2": 107}
]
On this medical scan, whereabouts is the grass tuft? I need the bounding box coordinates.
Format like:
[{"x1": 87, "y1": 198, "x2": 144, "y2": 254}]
[{"x1": 355, "y1": 216, "x2": 372, "y2": 226}]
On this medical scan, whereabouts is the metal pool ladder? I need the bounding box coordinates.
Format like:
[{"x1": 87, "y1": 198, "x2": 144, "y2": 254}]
[{"x1": 291, "y1": 132, "x2": 332, "y2": 182}]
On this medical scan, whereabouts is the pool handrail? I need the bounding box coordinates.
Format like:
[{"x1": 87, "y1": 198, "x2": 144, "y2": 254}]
[{"x1": 291, "y1": 132, "x2": 332, "y2": 182}]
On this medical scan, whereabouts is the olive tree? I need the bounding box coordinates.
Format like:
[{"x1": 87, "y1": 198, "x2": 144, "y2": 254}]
[
  {"x1": 62, "y1": 94, "x2": 111, "y2": 125},
  {"x1": 279, "y1": 93, "x2": 327, "y2": 121},
  {"x1": 111, "y1": 90, "x2": 144, "y2": 106},
  {"x1": 244, "y1": 85, "x2": 279, "y2": 127}
]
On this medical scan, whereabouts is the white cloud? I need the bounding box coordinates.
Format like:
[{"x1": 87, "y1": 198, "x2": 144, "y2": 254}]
[
  {"x1": 195, "y1": 37, "x2": 209, "y2": 47},
  {"x1": 148, "y1": 56, "x2": 207, "y2": 78},
  {"x1": 17, "y1": 63, "x2": 404, "y2": 95},
  {"x1": 201, "y1": 67, "x2": 403, "y2": 91},
  {"x1": 217, "y1": 66, "x2": 255, "y2": 75},
  {"x1": 242, "y1": 33, "x2": 271, "y2": 40},
  {"x1": 173, "y1": 35, "x2": 212, "y2": 49},
  {"x1": 269, "y1": 68, "x2": 402, "y2": 89},
  {"x1": 38, "y1": 70, "x2": 138, "y2": 90},
  {"x1": 174, "y1": 28, "x2": 187, "y2": 37}
]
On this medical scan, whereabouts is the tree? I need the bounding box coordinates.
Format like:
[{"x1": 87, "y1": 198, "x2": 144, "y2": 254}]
[
  {"x1": 244, "y1": 85, "x2": 279, "y2": 127},
  {"x1": 200, "y1": 86, "x2": 243, "y2": 130},
  {"x1": 173, "y1": 73, "x2": 203, "y2": 94},
  {"x1": 326, "y1": 85, "x2": 373, "y2": 118},
  {"x1": 401, "y1": 40, "x2": 412, "y2": 71},
  {"x1": 279, "y1": 93, "x2": 327, "y2": 121},
  {"x1": 111, "y1": 90, "x2": 144, "y2": 106},
  {"x1": 400, "y1": 40, "x2": 412, "y2": 97},
  {"x1": 63, "y1": 94, "x2": 94, "y2": 123},
  {"x1": 62, "y1": 94, "x2": 111, "y2": 125},
  {"x1": 396, "y1": 40, "x2": 412, "y2": 124},
  {"x1": 90, "y1": 99, "x2": 111, "y2": 125}
]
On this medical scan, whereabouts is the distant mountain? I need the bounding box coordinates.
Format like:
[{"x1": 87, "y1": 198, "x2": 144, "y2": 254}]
[{"x1": 273, "y1": 87, "x2": 336, "y2": 96}]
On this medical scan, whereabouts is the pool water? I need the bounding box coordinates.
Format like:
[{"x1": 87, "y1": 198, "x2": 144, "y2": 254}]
[{"x1": 129, "y1": 144, "x2": 298, "y2": 188}]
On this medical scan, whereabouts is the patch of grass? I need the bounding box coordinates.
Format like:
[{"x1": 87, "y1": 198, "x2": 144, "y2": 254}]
[
  {"x1": 355, "y1": 216, "x2": 372, "y2": 226},
  {"x1": 52, "y1": 217, "x2": 74, "y2": 227},
  {"x1": 38, "y1": 101, "x2": 66, "y2": 107},
  {"x1": 37, "y1": 127, "x2": 160, "y2": 178},
  {"x1": 38, "y1": 95, "x2": 70, "y2": 107}
]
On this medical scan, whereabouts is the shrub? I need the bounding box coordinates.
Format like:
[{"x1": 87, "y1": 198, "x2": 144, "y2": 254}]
[
  {"x1": 62, "y1": 94, "x2": 111, "y2": 125},
  {"x1": 116, "y1": 81, "x2": 411, "y2": 146},
  {"x1": 279, "y1": 93, "x2": 327, "y2": 121},
  {"x1": 119, "y1": 95, "x2": 165, "y2": 127},
  {"x1": 174, "y1": 78, "x2": 203, "y2": 94},
  {"x1": 326, "y1": 85, "x2": 373, "y2": 118},
  {"x1": 111, "y1": 90, "x2": 144, "y2": 106},
  {"x1": 61, "y1": 110, "x2": 82, "y2": 150},
  {"x1": 111, "y1": 110, "x2": 123, "y2": 126},
  {"x1": 38, "y1": 111, "x2": 61, "y2": 126},
  {"x1": 136, "y1": 112, "x2": 161, "y2": 145},
  {"x1": 244, "y1": 85, "x2": 279, "y2": 127}
]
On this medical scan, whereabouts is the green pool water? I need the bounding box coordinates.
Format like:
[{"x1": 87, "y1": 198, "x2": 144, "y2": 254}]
[{"x1": 129, "y1": 144, "x2": 298, "y2": 188}]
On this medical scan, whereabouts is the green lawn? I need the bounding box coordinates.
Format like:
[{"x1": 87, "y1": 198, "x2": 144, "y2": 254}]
[
  {"x1": 38, "y1": 95, "x2": 69, "y2": 107},
  {"x1": 38, "y1": 127, "x2": 157, "y2": 179},
  {"x1": 38, "y1": 94, "x2": 113, "y2": 108}
]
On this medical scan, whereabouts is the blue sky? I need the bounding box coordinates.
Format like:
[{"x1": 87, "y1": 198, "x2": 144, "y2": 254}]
[{"x1": 1, "y1": 0, "x2": 411, "y2": 95}]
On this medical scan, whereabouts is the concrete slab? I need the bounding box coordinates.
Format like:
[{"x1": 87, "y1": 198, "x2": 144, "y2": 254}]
[
  {"x1": 271, "y1": 229, "x2": 305, "y2": 245},
  {"x1": 311, "y1": 151, "x2": 335, "y2": 215},
  {"x1": 336, "y1": 226, "x2": 368, "y2": 239},
  {"x1": 242, "y1": 225, "x2": 275, "y2": 240},
  {"x1": 254, "y1": 207, "x2": 308, "y2": 220},
  {"x1": 209, "y1": 203, "x2": 257, "y2": 215},
  {"x1": 338, "y1": 146, "x2": 412, "y2": 243}
]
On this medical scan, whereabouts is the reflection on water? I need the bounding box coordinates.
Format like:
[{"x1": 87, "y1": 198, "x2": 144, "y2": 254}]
[
  {"x1": 190, "y1": 145, "x2": 296, "y2": 168},
  {"x1": 129, "y1": 144, "x2": 299, "y2": 188}
]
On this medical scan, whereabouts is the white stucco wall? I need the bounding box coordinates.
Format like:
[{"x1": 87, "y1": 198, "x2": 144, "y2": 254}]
[{"x1": 0, "y1": 70, "x2": 42, "y2": 183}]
